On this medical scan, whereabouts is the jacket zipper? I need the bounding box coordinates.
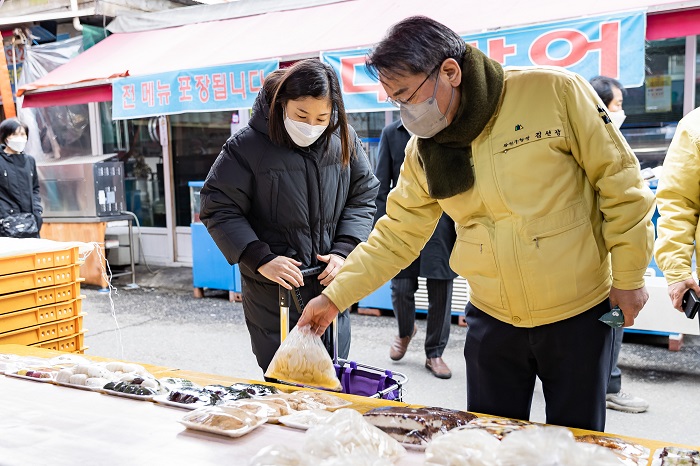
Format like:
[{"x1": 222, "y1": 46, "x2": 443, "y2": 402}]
[{"x1": 490, "y1": 139, "x2": 533, "y2": 309}]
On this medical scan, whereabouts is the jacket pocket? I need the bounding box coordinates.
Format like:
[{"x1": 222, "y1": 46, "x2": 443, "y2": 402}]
[
  {"x1": 450, "y1": 223, "x2": 505, "y2": 309},
  {"x1": 0, "y1": 168, "x2": 8, "y2": 190},
  {"x1": 270, "y1": 172, "x2": 280, "y2": 223},
  {"x1": 520, "y1": 201, "x2": 603, "y2": 310}
]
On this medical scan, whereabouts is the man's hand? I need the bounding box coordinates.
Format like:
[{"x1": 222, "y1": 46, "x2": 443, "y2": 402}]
[
  {"x1": 667, "y1": 278, "x2": 700, "y2": 312},
  {"x1": 258, "y1": 256, "x2": 303, "y2": 290},
  {"x1": 609, "y1": 286, "x2": 649, "y2": 327},
  {"x1": 316, "y1": 253, "x2": 345, "y2": 287},
  {"x1": 298, "y1": 294, "x2": 340, "y2": 336}
]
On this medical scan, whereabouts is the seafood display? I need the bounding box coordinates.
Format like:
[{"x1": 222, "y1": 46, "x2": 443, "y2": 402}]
[
  {"x1": 363, "y1": 406, "x2": 476, "y2": 446},
  {"x1": 652, "y1": 446, "x2": 700, "y2": 465},
  {"x1": 576, "y1": 434, "x2": 650, "y2": 465},
  {"x1": 457, "y1": 416, "x2": 538, "y2": 440}
]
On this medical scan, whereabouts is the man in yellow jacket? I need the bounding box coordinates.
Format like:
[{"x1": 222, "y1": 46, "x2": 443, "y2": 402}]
[
  {"x1": 655, "y1": 107, "x2": 700, "y2": 310},
  {"x1": 299, "y1": 16, "x2": 655, "y2": 431}
]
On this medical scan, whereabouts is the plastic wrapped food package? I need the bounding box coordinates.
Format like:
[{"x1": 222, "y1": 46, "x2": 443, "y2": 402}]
[
  {"x1": 424, "y1": 428, "x2": 500, "y2": 465},
  {"x1": 181, "y1": 405, "x2": 267, "y2": 436},
  {"x1": 651, "y1": 446, "x2": 700, "y2": 466},
  {"x1": 226, "y1": 399, "x2": 292, "y2": 421},
  {"x1": 319, "y1": 454, "x2": 394, "y2": 466},
  {"x1": 496, "y1": 426, "x2": 621, "y2": 466},
  {"x1": 259, "y1": 392, "x2": 326, "y2": 412},
  {"x1": 265, "y1": 326, "x2": 342, "y2": 391},
  {"x1": 160, "y1": 377, "x2": 201, "y2": 392},
  {"x1": 249, "y1": 444, "x2": 315, "y2": 466},
  {"x1": 576, "y1": 434, "x2": 650, "y2": 465},
  {"x1": 278, "y1": 409, "x2": 333, "y2": 430},
  {"x1": 287, "y1": 390, "x2": 351, "y2": 411},
  {"x1": 303, "y1": 408, "x2": 406, "y2": 463}
]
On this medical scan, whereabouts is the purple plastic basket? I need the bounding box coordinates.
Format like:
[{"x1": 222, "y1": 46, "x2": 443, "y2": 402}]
[{"x1": 334, "y1": 360, "x2": 406, "y2": 401}]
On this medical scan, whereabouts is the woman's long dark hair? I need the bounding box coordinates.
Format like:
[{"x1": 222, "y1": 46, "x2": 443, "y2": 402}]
[{"x1": 266, "y1": 59, "x2": 354, "y2": 167}]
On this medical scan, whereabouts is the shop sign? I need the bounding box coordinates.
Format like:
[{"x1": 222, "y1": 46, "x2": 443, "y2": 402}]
[
  {"x1": 644, "y1": 75, "x2": 672, "y2": 113},
  {"x1": 112, "y1": 59, "x2": 279, "y2": 120},
  {"x1": 322, "y1": 10, "x2": 645, "y2": 112},
  {"x1": 3, "y1": 44, "x2": 24, "y2": 97}
]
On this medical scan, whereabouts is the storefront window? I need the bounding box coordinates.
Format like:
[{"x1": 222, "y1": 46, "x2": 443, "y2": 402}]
[
  {"x1": 170, "y1": 111, "x2": 237, "y2": 227},
  {"x1": 621, "y1": 38, "x2": 685, "y2": 169},
  {"x1": 696, "y1": 36, "x2": 700, "y2": 108},
  {"x1": 100, "y1": 101, "x2": 166, "y2": 227},
  {"x1": 348, "y1": 111, "x2": 391, "y2": 170},
  {"x1": 24, "y1": 104, "x2": 92, "y2": 160}
]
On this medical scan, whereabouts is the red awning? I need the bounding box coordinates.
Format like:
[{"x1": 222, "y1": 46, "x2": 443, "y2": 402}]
[{"x1": 19, "y1": 0, "x2": 688, "y2": 107}]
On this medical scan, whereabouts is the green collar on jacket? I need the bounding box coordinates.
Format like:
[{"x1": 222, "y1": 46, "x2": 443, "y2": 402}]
[{"x1": 416, "y1": 46, "x2": 504, "y2": 199}]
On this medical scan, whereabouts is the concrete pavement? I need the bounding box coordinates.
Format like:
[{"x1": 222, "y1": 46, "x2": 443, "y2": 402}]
[{"x1": 79, "y1": 264, "x2": 700, "y2": 447}]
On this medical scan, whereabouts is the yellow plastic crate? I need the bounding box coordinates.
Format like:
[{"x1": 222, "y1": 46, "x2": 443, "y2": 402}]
[
  {"x1": 0, "y1": 298, "x2": 83, "y2": 333},
  {"x1": 0, "y1": 264, "x2": 82, "y2": 295},
  {"x1": 0, "y1": 315, "x2": 83, "y2": 346},
  {"x1": 32, "y1": 331, "x2": 86, "y2": 353},
  {"x1": 0, "y1": 282, "x2": 81, "y2": 315},
  {"x1": 0, "y1": 246, "x2": 80, "y2": 276}
]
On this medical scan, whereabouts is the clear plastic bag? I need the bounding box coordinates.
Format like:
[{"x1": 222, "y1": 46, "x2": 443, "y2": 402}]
[
  {"x1": 424, "y1": 428, "x2": 500, "y2": 465},
  {"x1": 264, "y1": 325, "x2": 342, "y2": 391},
  {"x1": 497, "y1": 426, "x2": 621, "y2": 465},
  {"x1": 303, "y1": 408, "x2": 406, "y2": 463},
  {"x1": 249, "y1": 444, "x2": 315, "y2": 466}
]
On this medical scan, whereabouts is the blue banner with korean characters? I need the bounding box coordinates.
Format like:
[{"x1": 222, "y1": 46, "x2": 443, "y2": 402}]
[
  {"x1": 322, "y1": 10, "x2": 645, "y2": 112},
  {"x1": 112, "y1": 59, "x2": 279, "y2": 120}
]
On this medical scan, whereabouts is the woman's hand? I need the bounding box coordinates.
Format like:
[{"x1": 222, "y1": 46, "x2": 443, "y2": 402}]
[
  {"x1": 316, "y1": 253, "x2": 344, "y2": 286},
  {"x1": 258, "y1": 256, "x2": 303, "y2": 289}
]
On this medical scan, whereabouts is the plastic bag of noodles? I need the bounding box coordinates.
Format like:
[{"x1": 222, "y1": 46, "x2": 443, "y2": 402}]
[{"x1": 265, "y1": 325, "x2": 342, "y2": 391}]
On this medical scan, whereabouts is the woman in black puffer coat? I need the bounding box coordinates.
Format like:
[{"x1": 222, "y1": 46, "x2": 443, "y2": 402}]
[
  {"x1": 0, "y1": 118, "x2": 42, "y2": 238},
  {"x1": 200, "y1": 60, "x2": 379, "y2": 372}
]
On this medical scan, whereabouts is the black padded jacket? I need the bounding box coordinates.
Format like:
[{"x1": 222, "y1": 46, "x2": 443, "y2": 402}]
[{"x1": 200, "y1": 90, "x2": 379, "y2": 280}]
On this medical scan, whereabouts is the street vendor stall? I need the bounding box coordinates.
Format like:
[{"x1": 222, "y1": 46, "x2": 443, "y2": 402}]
[{"x1": 0, "y1": 344, "x2": 697, "y2": 465}]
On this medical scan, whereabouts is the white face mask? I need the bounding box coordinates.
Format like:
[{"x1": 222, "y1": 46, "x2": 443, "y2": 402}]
[
  {"x1": 5, "y1": 136, "x2": 27, "y2": 154},
  {"x1": 400, "y1": 75, "x2": 454, "y2": 139},
  {"x1": 609, "y1": 110, "x2": 626, "y2": 129},
  {"x1": 283, "y1": 116, "x2": 328, "y2": 147}
]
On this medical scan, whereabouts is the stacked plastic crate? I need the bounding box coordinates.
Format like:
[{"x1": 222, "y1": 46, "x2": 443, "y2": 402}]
[{"x1": 0, "y1": 245, "x2": 86, "y2": 353}]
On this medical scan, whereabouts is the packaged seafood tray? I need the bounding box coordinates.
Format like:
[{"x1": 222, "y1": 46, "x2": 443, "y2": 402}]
[
  {"x1": 0, "y1": 315, "x2": 84, "y2": 346},
  {"x1": 0, "y1": 298, "x2": 83, "y2": 333},
  {"x1": 0, "y1": 245, "x2": 80, "y2": 276},
  {"x1": 0, "y1": 264, "x2": 83, "y2": 295},
  {"x1": 31, "y1": 331, "x2": 86, "y2": 353},
  {"x1": 0, "y1": 282, "x2": 81, "y2": 316}
]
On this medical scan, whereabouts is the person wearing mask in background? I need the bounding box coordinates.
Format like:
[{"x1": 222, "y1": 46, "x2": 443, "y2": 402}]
[
  {"x1": 0, "y1": 118, "x2": 42, "y2": 238},
  {"x1": 200, "y1": 60, "x2": 379, "y2": 373},
  {"x1": 590, "y1": 75, "x2": 650, "y2": 414},
  {"x1": 590, "y1": 76, "x2": 627, "y2": 130},
  {"x1": 375, "y1": 118, "x2": 457, "y2": 379},
  {"x1": 654, "y1": 107, "x2": 700, "y2": 324},
  {"x1": 299, "y1": 16, "x2": 655, "y2": 431}
]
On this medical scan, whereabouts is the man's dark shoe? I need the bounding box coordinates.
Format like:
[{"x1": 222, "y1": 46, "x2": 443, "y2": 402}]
[
  {"x1": 425, "y1": 357, "x2": 452, "y2": 379},
  {"x1": 389, "y1": 325, "x2": 417, "y2": 361}
]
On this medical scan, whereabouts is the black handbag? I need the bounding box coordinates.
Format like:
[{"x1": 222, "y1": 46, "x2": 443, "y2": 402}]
[
  {"x1": 1, "y1": 155, "x2": 39, "y2": 238},
  {"x1": 1, "y1": 212, "x2": 38, "y2": 238}
]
